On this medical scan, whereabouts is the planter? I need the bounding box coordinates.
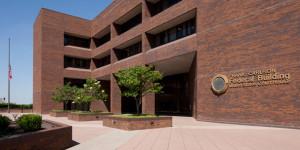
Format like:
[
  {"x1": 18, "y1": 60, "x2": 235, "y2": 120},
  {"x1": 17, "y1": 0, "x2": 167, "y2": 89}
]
[
  {"x1": 68, "y1": 112, "x2": 113, "y2": 121},
  {"x1": 0, "y1": 120, "x2": 73, "y2": 150},
  {"x1": 50, "y1": 110, "x2": 70, "y2": 117},
  {"x1": 103, "y1": 116, "x2": 172, "y2": 130}
]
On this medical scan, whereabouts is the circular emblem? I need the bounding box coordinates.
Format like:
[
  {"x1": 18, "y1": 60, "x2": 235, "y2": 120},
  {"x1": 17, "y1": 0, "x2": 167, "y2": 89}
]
[{"x1": 211, "y1": 74, "x2": 229, "y2": 95}]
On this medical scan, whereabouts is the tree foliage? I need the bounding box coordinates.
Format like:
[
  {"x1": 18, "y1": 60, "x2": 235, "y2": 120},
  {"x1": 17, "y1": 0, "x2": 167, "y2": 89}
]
[
  {"x1": 74, "y1": 78, "x2": 108, "y2": 104},
  {"x1": 114, "y1": 65, "x2": 163, "y2": 114},
  {"x1": 52, "y1": 79, "x2": 108, "y2": 111},
  {"x1": 52, "y1": 83, "x2": 77, "y2": 103}
]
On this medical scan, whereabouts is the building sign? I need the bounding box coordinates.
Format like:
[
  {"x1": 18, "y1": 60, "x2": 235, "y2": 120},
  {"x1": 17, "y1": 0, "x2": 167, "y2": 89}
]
[{"x1": 211, "y1": 67, "x2": 291, "y2": 94}]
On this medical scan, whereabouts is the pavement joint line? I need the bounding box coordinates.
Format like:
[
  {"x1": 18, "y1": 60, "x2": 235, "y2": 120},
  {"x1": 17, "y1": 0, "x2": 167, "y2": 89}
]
[
  {"x1": 68, "y1": 129, "x2": 141, "y2": 150},
  {"x1": 172, "y1": 126, "x2": 284, "y2": 130}
]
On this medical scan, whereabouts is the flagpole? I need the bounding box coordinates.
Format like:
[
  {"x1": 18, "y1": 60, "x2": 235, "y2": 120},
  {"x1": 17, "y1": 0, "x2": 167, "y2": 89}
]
[{"x1": 8, "y1": 38, "x2": 10, "y2": 113}]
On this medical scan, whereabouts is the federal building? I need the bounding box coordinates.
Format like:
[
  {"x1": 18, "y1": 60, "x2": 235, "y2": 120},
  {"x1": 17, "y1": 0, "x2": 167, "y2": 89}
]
[{"x1": 33, "y1": 0, "x2": 300, "y2": 128}]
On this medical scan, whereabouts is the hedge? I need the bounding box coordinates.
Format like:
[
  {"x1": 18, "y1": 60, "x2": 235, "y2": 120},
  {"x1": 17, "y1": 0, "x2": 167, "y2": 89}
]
[
  {"x1": 17, "y1": 114, "x2": 42, "y2": 132},
  {"x1": 0, "y1": 103, "x2": 32, "y2": 109}
]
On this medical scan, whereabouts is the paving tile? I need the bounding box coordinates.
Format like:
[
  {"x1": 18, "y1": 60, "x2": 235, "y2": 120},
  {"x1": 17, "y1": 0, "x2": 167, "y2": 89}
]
[
  {"x1": 151, "y1": 128, "x2": 172, "y2": 150},
  {"x1": 41, "y1": 115, "x2": 300, "y2": 150}
]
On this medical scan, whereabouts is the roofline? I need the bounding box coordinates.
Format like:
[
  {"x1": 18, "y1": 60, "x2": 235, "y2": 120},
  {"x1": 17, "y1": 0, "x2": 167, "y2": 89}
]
[{"x1": 40, "y1": 8, "x2": 91, "y2": 21}]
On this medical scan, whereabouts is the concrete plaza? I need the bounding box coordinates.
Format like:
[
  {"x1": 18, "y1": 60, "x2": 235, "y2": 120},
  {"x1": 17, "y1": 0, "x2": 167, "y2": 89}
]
[{"x1": 42, "y1": 115, "x2": 300, "y2": 150}]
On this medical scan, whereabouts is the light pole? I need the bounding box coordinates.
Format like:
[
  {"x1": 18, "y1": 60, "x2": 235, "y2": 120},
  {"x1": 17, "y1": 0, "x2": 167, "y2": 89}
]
[{"x1": 8, "y1": 38, "x2": 11, "y2": 113}]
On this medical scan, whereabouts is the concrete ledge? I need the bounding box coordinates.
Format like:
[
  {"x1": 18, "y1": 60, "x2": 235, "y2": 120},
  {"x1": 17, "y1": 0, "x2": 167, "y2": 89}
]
[
  {"x1": 50, "y1": 111, "x2": 70, "y2": 117},
  {"x1": 103, "y1": 116, "x2": 172, "y2": 130},
  {"x1": 68, "y1": 112, "x2": 113, "y2": 121},
  {"x1": 0, "y1": 120, "x2": 73, "y2": 150}
]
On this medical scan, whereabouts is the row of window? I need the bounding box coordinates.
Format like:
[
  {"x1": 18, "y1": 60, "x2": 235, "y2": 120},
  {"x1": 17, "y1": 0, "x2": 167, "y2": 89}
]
[
  {"x1": 64, "y1": 56, "x2": 91, "y2": 69},
  {"x1": 114, "y1": 42, "x2": 142, "y2": 61},
  {"x1": 150, "y1": 18, "x2": 196, "y2": 48},
  {"x1": 115, "y1": 13, "x2": 142, "y2": 35},
  {"x1": 64, "y1": 56, "x2": 110, "y2": 69},
  {"x1": 64, "y1": 17, "x2": 196, "y2": 69},
  {"x1": 147, "y1": 0, "x2": 182, "y2": 16},
  {"x1": 64, "y1": 34, "x2": 91, "y2": 49},
  {"x1": 64, "y1": 0, "x2": 182, "y2": 49},
  {"x1": 64, "y1": 17, "x2": 195, "y2": 52}
]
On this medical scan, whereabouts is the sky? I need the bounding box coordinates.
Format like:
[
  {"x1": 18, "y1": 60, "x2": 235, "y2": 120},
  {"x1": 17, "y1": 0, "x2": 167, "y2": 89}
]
[{"x1": 0, "y1": 0, "x2": 113, "y2": 104}]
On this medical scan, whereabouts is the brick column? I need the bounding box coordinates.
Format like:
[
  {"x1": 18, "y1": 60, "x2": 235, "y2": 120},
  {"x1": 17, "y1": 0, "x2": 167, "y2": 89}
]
[
  {"x1": 142, "y1": 0, "x2": 151, "y2": 20},
  {"x1": 142, "y1": 33, "x2": 151, "y2": 52},
  {"x1": 90, "y1": 59, "x2": 96, "y2": 70},
  {"x1": 142, "y1": 93, "x2": 155, "y2": 114},
  {"x1": 111, "y1": 24, "x2": 118, "y2": 38},
  {"x1": 110, "y1": 74, "x2": 121, "y2": 114}
]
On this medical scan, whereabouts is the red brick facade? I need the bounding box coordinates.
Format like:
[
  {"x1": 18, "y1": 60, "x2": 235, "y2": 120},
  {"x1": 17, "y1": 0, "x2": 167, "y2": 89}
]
[{"x1": 34, "y1": 0, "x2": 300, "y2": 128}]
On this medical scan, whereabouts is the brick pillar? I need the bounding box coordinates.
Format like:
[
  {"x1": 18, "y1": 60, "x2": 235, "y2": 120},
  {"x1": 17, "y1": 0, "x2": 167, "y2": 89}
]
[
  {"x1": 142, "y1": 0, "x2": 151, "y2": 20},
  {"x1": 142, "y1": 33, "x2": 151, "y2": 52},
  {"x1": 111, "y1": 24, "x2": 118, "y2": 38},
  {"x1": 142, "y1": 93, "x2": 155, "y2": 114},
  {"x1": 90, "y1": 59, "x2": 96, "y2": 70},
  {"x1": 110, "y1": 74, "x2": 121, "y2": 114}
]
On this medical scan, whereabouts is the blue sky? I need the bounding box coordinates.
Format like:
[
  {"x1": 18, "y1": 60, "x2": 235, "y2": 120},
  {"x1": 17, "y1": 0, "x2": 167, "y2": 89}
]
[{"x1": 0, "y1": 0, "x2": 112, "y2": 104}]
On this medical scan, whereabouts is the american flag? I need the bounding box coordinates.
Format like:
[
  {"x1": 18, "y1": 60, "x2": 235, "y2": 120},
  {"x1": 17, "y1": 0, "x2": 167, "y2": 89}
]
[{"x1": 8, "y1": 65, "x2": 12, "y2": 80}]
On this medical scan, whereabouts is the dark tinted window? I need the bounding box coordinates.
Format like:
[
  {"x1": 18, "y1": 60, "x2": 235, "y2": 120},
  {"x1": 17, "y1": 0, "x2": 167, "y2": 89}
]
[
  {"x1": 93, "y1": 33, "x2": 111, "y2": 48},
  {"x1": 64, "y1": 34, "x2": 91, "y2": 49},
  {"x1": 114, "y1": 42, "x2": 142, "y2": 60},
  {"x1": 147, "y1": 0, "x2": 181, "y2": 16},
  {"x1": 93, "y1": 55, "x2": 111, "y2": 68},
  {"x1": 64, "y1": 56, "x2": 90, "y2": 69},
  {"x1": 115, "y1": 13, "x2": 142, "y2": 35},
  {"x1": 150, "y1": 18, "x2": 196, "y2": 48}
]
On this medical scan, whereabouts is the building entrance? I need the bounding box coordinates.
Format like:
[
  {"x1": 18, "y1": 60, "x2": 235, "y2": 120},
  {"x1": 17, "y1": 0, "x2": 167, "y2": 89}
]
[{"x1": 155, "y1": 73, "x2": 192, "y2": 116}]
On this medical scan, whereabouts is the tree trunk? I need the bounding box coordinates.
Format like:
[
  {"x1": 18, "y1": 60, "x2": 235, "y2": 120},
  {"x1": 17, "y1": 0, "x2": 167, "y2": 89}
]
[{"x1": 135, "y1": 97, "x2": 141, "y2": 115}]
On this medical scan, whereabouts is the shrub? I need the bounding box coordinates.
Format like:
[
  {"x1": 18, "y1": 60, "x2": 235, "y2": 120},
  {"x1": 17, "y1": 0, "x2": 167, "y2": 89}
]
[
  {"x1": 0, "y1": 115, "x2": 11, "y2": 130},
  {"x1": 17, "y1": 114, "x2": 42, "y2": 132}
]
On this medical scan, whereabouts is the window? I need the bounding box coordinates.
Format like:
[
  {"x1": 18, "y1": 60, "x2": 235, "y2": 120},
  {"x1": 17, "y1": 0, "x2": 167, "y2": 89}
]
[
  {"x1": 93, "y1": 55, "x2": 111, "y2": 68},
  {"x1": 64, "y1": 78, "x2": 86, "y2": 88},
  {"x1": 147, "y1": 0, "x2": 181, "y2": 16},
  {"x1": 64, "y1": 34, "x2": 91, "y2": 49},
  {"x1": 150, "y1": 18, "x2": 196, "y2": 48},
  {"x1": 115, "y1": 13, "x2": 142, "y2": 35},
  {"x1": 64, "y1": 56, "x2": 90, "y2": 69},
  {"x1": 114, "y1": 42, "x2": 142, "y2": 60},
  {"x1": 93, "y1": 32, "x2": 111, "y2": 48}
]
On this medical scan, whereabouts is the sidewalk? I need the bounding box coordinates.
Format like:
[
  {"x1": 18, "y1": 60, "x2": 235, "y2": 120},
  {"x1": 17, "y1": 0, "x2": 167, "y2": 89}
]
[{"x1": 43, "y1": 115, "x2": 300, "y2": 150}]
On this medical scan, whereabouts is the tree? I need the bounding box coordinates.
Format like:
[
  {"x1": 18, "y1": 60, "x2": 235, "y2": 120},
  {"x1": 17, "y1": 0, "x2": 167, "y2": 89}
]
[
  {"x1": 52, "y1": 83, "x2": 78, "y2": 110},
  {"x1": 114, "y1": 65, "x2": 163, "y2": 115},
  {"x1": 74, "y1": 78, "x2": 108, "y2": 111}
]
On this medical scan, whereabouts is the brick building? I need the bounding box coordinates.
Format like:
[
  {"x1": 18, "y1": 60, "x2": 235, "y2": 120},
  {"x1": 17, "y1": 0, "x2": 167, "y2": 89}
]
[{"x1": 34, "y1": 0, "x2": 300, "y2": 128}]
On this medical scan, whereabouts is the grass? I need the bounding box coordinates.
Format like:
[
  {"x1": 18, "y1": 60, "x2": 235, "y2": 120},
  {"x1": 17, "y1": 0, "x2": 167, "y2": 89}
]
[
  {"x1": 111, "y1": 114, "x2": 159, "y2": 119},
  {"x1": 70, "y1": 111, "x2": 112, "y2": 115}
]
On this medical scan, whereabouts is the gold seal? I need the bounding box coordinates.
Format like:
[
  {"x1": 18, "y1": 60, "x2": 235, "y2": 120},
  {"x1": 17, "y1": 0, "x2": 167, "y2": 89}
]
[{"x1": 211, "y1": 74, "x2": 229, "y2": 95}]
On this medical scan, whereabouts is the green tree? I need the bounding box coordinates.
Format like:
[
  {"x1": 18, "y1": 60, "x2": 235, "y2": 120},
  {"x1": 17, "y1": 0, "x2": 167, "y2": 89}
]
[
  {"x1": 74, "y1": 78, "x2": 108, "y2": 111},
  {"x1": 52, "y1": 83, "x2": 78, "y2": 110},
  {"x1": 114, "y1": 65, "x2": 163, "y2": 115}
]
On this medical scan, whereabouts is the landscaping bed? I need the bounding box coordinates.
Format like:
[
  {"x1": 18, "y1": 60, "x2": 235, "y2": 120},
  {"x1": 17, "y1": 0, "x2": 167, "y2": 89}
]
[
  {"x1": 0, "y1": 117, "x2": 73, "y2": 150},
  {"x1": 50, "y1": 109, "x2": 71, "y2": 117},
  {"x1": 103, "y1": 114, "x2": 172, "y2": 130},
  {"x1": 68, "y1": 111, "x2": 113, "y2": 121}
]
